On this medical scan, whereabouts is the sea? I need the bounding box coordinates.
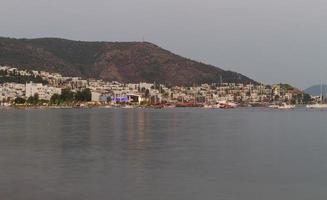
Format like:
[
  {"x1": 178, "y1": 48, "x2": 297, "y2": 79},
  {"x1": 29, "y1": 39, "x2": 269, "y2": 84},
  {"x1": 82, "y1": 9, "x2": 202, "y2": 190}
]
[{"x1": 0, "y1": 108, "x2": 327, "y2": 200}]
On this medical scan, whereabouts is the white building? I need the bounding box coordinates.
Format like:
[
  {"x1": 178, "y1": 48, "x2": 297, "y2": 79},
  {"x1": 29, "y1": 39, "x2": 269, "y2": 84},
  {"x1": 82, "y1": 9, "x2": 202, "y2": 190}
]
[
  {"x1": 0, "y1": 83, "x2": 25, "y2": 101},
  {"x1": 25, "y1": 82, "x2": 61, "y2": 100},
  {"x1": 91, "y1": 91, "x2": 102, "y2": 102}
]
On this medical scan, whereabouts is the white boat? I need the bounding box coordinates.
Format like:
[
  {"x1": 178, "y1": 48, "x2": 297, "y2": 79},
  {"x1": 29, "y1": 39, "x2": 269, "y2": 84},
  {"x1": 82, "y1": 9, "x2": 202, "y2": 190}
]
[
  {"x1": 269, "y1": 104, "x2": 279, "y2": 109},
  {"x1": 306, "y1": 103, "x2": 327, "y2": 109},
  {"x1": 218, "y1": 100, "x2": 238, "y2": 109},
  {"x1": 122, "y1": 105, "x2": 134, "y2": 109},
  {"x1": 277, "y1": 103, "x2": 295, "y2": 109},
  {"x1": 203, "y1": 104, "x2": 220, "y2": 109},
  {"x1": 306, "y1": 82, "x2": 327, "y2": 109}
]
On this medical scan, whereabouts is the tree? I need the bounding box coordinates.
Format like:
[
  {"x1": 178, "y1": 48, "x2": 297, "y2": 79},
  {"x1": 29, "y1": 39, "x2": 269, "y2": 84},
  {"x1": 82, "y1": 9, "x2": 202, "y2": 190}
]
[
  {"x1": 61, "y1": 89, "x2": 74, "y2": 102},
  {"x1": 302, "y1": 93, "x2": 312, "y2": 104},
  {"x1": 75, "y1": 88, "x2": 91, "y2": 101},
  {"x1": 107, "y1": 96, "x2": 112, "y2": 103},
  {"x1": 83, "y1": 89, "x2": 92, "y2": 101},
  {"x1": 145, "y1": 89, "x2": 150, "y2": 98},
  {"x1": 14, "y1": 97, "x2": 26, "y2": 104},
  {"x1": 154, "y1": 82, "x2": 160, "y2": 90},
  {"x1": 27, "y1": 93, "x2": 39, "y2": 105},
  {"x1": 50, "y1": 94, "x2": 62, "y2": 105}
]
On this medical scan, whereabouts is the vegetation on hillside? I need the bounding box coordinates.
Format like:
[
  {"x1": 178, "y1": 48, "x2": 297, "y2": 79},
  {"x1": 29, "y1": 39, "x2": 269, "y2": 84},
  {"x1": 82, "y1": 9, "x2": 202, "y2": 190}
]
[
  {"x1": 0, "y1": 70, "x2": 48, "y2": 84},
  {"x1": 0, "y1": 37, "x2": 256, "y2": 86}
]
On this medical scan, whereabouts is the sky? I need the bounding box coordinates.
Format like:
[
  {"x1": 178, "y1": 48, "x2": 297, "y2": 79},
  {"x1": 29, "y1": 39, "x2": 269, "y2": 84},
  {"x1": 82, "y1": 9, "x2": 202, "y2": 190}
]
[{"x1": 0, "y1": 0, "x2": 326, "y2": 89}]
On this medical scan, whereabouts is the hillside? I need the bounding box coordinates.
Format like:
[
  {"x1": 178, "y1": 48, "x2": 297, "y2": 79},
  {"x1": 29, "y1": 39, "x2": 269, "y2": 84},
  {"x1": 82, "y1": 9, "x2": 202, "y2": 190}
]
[
  {"x1": 304, "y1": 85, "x2": 327, "y2": 97},
  {"x1": 0, "y1": 37, "x2": 256, "y2": 86}
]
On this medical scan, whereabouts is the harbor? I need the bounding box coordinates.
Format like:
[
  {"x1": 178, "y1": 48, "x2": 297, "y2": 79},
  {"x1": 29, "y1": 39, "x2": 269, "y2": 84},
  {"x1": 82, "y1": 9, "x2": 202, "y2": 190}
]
[{"x1": 1, "y1": 66, "x2": 323, "y2": 110}]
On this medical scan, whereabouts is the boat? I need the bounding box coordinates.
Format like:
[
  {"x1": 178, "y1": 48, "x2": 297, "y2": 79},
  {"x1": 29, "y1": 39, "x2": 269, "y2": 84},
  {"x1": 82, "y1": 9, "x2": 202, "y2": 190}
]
[
  {"x1": 268, "y1": 104, "x2": 279, "y2": 109},
  {"x1": 218, "y1": 100, "x2": 238, "y2": 109},
  {"x1": 203, "y1": 104, "x2": 221, "y2": 109},
  {"x1": 306, "y1": 81, "x2": 327, "y2": 109},
  {"x1": 122, "y1": 105, "x2": 134, "y2": 109},
  {"x1": 277, "y1": 103, "x2": 295, "y2": 109},
  {"x1": 306, "y1": 103, "x2": 327, "y2": 109},
  {"x1": 269, "y1": 103, "x2": 295, "y2": 109},
  {"x1": 203, "y1": 104, "x2": 213, "y2": 109}
]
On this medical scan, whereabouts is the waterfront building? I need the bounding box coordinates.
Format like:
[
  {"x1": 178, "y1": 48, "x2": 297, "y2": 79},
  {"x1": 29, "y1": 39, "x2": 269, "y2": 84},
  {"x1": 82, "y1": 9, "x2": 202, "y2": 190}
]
[
  {"x1": 91, "y1": 91, "x2": 102, "y2": 102},
  {"x1": 25, "y1": 82, "x2": 61, "y2": 100}
]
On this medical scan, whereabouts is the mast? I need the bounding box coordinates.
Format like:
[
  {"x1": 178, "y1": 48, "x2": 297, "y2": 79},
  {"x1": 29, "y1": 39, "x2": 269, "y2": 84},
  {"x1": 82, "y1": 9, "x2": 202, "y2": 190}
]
[
  {"x1": 220, "y1": 75, "x2": 223, "y2": 86},
  {"x1": 321, "y1": 80, "x2": 323, "y2": 104}
]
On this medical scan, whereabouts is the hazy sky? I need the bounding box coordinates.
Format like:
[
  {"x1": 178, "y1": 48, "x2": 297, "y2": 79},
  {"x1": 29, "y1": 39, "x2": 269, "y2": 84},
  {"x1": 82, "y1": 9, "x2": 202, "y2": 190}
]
[{"x1": 1, "y1": 0, "x2": 326, "y2": 89}]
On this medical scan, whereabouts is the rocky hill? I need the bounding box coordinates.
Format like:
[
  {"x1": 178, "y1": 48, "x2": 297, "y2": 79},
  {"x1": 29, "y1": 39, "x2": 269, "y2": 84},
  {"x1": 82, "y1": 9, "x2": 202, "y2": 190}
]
[{"x1": 0, "y1": 37, "x2": 256, "y2": 86}]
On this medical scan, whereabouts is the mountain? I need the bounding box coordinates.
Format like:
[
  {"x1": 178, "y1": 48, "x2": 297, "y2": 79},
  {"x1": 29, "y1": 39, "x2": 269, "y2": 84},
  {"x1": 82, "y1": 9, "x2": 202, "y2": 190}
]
[
  {"x1": 304, "y1": 85, "x2": 327, "y2": 97},
  {"x1": 0, "y1": 37, "x2": 256, "y2": 86}
]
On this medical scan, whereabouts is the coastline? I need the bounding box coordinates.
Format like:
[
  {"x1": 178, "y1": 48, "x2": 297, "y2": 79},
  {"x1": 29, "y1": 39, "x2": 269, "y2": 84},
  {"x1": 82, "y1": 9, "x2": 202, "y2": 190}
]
[{"x1": 0, "y1": 104, "x2": 312, "y2": 110}]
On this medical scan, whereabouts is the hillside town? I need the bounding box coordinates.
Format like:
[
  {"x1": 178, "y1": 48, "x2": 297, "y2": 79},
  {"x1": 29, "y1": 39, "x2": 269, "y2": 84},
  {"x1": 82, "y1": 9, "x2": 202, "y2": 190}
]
[{"x1": 0, "y1": 65, "x2": 313, "y2": 109}]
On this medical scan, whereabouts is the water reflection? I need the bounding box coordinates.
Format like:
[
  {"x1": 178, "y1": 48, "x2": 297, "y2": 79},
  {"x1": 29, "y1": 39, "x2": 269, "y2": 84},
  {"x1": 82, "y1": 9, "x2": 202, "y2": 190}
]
[
  {"x1": 126, "y1": 110, "x2": 147, "y2": 150},
  {"x1": 1, "y1": 109, "x2": 327, "y2": 200}
]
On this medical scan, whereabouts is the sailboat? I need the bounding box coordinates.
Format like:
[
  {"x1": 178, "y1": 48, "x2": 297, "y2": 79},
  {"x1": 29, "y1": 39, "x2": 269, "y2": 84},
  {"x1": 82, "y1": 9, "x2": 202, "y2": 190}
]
[{"x1": 306, "y1": 82, "x2": 327, "y2": 109}]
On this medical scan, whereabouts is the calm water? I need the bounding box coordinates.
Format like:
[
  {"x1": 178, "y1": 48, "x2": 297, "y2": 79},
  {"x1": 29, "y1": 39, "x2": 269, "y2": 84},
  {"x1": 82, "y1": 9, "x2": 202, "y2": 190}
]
[{"x1": 1, "y1": 108, "x2": 327, "y2": 200}]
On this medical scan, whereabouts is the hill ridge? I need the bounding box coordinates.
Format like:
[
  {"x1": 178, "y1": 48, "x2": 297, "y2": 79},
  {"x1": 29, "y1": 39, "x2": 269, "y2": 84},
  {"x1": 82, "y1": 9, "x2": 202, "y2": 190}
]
[{"x1": 0, "y1": 37, "x2": 256, "y2": 86}]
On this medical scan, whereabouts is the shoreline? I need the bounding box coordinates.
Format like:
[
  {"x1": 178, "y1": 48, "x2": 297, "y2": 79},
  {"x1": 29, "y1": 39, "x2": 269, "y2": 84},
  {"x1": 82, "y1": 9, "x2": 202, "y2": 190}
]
[{"x1": 0, "y1": 104, "x2": 318, "y2": 110}]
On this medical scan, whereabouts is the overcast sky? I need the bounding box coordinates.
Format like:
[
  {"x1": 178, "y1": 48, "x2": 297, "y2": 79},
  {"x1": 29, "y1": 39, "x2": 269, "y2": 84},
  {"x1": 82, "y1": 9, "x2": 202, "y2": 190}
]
[{"x1": 0, "y1": 0, "x2": 326, "y2": 89}]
